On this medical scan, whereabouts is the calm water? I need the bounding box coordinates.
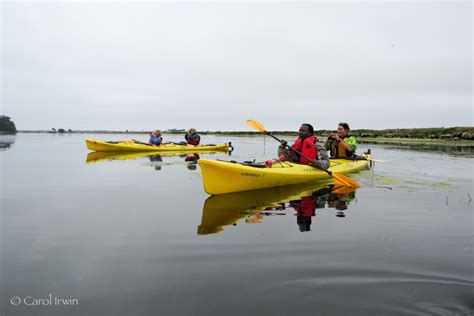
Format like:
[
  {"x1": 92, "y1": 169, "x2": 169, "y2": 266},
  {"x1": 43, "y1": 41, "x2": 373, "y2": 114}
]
[{"x1": 1, "y1": 133, "x2": 473, "y2": 316}]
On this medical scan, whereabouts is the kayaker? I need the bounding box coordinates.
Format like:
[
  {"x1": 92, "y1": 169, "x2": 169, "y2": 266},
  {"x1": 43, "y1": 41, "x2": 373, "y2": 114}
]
[
  {"x1": 185, "y1": 128, "x2": 201, "y2": 146},
  {"x1": 278, "y1": 124, "x2": 330, "y2": 169},
  {"x1": 324, "y1": 122, "x2": 358, "y2": 158},
  {"x1": 149, "y1": 130, "x2": 163, "y2": 146}
]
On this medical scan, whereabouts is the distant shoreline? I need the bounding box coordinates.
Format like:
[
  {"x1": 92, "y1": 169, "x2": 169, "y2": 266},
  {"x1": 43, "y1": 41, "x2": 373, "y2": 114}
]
[
  {"x1": 357, "y1": 137, "x2": 474, "y2": 147},
  {"x1": 16, "y1": 126, "x2": 474, "y2": 137},
  {"x1": 11, "y1": 127, "x2": 474, "y2": 146}
]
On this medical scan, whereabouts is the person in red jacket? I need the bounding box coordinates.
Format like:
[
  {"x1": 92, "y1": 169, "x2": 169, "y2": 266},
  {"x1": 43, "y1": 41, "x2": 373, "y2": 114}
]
[{"x1": 278, "y1": 123, "x2": 329, "y2": 169}]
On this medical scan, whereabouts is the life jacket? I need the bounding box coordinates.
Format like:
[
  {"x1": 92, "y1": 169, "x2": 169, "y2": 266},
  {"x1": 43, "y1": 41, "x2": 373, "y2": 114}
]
[
  {"x1": 185, "y1": 133, "x2": 200, "y2": 146},
  {"x1": 292, "y1": 136, "x2": 318, "y2": 164},
  {"x1": 149, "y1": 136, "x2": 162, "y2": 145},
  {"x1": 291, "y1": 197, "x2": 316, "y2": 217},
  {"x1": 330, "y1": 135, "x2": 353, "y2": 158}
]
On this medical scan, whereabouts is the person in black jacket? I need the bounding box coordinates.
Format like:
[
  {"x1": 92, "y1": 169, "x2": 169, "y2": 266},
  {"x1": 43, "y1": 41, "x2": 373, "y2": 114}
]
[{"x1": 184, "y1": 128, "x2": 201, "y2": 146}]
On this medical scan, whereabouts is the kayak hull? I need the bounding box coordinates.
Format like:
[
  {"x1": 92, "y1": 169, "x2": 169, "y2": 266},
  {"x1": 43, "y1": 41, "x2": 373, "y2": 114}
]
[
  {"x1": 86, "y1": 139, "x2": 231, "y2": 152},
  {"x1": 198, "y1": 156, "x2": 369, "y2": 195}
]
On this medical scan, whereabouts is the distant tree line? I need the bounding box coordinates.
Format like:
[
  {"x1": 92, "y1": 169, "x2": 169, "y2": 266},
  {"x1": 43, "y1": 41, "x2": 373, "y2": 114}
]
[
  {"x1": 50, "y1": 128, "x2": 73, "y2": 133},
  {"x1": 16, "y1": 125, "x2": 474, "y2": 141},
  {"x1": 0, "y1": 116, "x2": 17, "y2": 133},
  {"x1": 342, "y1": 127, "x2": 474, "y2": 140},
  {"x1": 198, "y1": 127, "x2": 474, "y2": 140}
]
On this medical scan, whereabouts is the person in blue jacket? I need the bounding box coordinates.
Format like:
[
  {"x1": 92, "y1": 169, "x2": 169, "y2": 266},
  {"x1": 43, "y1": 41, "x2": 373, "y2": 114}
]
[{"x1": 149, "y1": 130, "x2": 163, "y2": 146}]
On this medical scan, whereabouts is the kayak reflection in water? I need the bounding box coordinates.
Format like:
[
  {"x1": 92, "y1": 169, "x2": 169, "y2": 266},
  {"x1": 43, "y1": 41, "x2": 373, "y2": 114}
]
[
  {"x1": 329, "y1": 185, "x2": 356, "y2": 218},
  {"x1": 185, "y1": 153, "x2": 200, "y2": 170},
  {"x1": 290, "y1": 185, "x2": 332, "y2": 232},
  {"x1": 149, "y1": 155, "x2": 163, "y2": 171},
  {"x1": 149, "y1": 153, "x2": 201, "y2": 171},
  {"x1": 149, "y1": 155, "x2": 163, "y2": 162},
  {"x1": 86, "y1": 150, "x2": 218, "y2": 171},
  {"x1": 198, "y1": 182, "x2": 359, "y2": 235},
  {"x1": 289, "y1": 185, "x2": 356, "y2": 231}
]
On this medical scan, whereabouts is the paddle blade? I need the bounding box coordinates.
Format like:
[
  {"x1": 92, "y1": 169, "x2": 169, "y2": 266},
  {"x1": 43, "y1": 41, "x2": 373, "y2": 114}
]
[
  {"x1": 332, "y1": 183, "x2": 357, "y2": 195},
  {"x1": 332, "y1": 173, "x2": 361, "y2": 189},
  {"x1": 246, "y1": 119, "x2": 266, "y2": 132}
]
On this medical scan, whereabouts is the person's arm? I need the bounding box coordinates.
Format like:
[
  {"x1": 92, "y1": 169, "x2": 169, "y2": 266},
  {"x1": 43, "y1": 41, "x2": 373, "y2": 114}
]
[
  {"x1": 148, "y1": 136, "x2": 154, "y2": 145},
  {"x1": 347, "y1": 136, "x2": 358, "y2": 152},
  {"x1": 324, "y1": 139, "x2": 329, "y2": 149},
  {"x1": 277, "y1": 145, "x2": 290, "y2": 160}
]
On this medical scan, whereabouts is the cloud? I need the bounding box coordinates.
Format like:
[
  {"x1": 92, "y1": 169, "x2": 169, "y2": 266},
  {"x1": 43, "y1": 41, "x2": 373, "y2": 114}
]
[{"x1": 2, "y1": 2, "x2": 472, "y2": 130}]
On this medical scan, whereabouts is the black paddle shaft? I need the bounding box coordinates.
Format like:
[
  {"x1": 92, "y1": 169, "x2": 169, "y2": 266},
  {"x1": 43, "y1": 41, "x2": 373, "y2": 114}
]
[{"x1": 264, "y1": 131, "x2": 332, "y2": 175}]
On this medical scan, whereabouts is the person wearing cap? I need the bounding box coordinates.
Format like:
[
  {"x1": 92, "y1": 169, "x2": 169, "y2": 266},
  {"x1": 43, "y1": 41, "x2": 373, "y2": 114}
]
[
  {"x1": 278, "y1": 123, "x2": 329, "y2": 169},
  {"x1": 184, "y1": 128, "x2": 201, "y2": 146},
  {"x1": 149, "y1": 130, "x2": 163, "y2": 146},
  {"x1": 325, "y1": 122, "x2": 358, "y2": 158}
]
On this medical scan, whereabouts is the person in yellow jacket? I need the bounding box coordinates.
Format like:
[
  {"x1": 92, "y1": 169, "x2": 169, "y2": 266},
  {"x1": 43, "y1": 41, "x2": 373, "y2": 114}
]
[{"x1": 324, "y1": 122, "x2": 358, "y2": 158}]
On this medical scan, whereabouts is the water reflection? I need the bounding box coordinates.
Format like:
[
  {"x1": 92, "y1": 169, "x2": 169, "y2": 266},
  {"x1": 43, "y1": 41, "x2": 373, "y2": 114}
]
[
  {"x1": 149, "y1": 153, "x2": 200, "y2": 171},
  {"x1": 382, "y1": 143, "x2": 474, "y2": 157},
  {"x1": 198, "y1": 182, "x2": 358, "y2": 235},
  {"x1": 184, "y1": 153, "x2": 199, "y2": 170},
  {"x1": 0, "y1": 135, "x2": 16, "y2": 151},
  {"x1": 86, "y1": 151, "x2": 221, "y2": 170}
]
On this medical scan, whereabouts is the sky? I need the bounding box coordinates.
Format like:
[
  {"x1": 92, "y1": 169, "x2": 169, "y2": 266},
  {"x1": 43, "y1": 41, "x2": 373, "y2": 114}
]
[{"x1": 1, "y1": 1, "x2": 472, "y2": 131}]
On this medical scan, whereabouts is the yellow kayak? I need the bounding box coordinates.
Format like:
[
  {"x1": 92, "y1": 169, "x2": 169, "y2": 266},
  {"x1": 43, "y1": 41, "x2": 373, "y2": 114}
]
[
  {"x1": 86, "y1": 150, "x2": 229, "y2": 164},
  {"x1": 198, "y1": 155, "x2": 370, "y2": 195},
  {"x1": 199, "y1": 181, "x2": 356, "y2": 235},
  {"x1": 86, "y1": 139, "x2": 232, "y2": 152}
]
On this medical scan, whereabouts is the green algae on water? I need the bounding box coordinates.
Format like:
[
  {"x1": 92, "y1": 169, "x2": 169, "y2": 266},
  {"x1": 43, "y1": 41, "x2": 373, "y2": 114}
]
[
  {"x1": 431, "y1": 181, "x2": 454, "y2": 189},
  {"x1": 376, "y1": 176, "x2": 400, "y2": 185}
]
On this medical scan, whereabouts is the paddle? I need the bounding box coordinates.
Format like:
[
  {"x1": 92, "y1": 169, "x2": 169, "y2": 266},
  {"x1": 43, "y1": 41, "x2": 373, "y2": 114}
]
[
  {"x1": 335, "y1": 156, "x2": 386, "y2": 163},
  {"x1": 132, "y1": 139, "x2": 187, "y2": 146},
  {"x1": 246, "y1": 119, "x2": 360, "y2": 188},
  {"x1": 131, "y1": 139, "x2": 153, "y2": 146}
]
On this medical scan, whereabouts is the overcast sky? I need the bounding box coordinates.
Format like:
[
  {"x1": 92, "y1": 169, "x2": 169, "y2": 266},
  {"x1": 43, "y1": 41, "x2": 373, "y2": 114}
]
[{"x1": 1, "y1": 1, "x2": 472, "y2": 131}]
